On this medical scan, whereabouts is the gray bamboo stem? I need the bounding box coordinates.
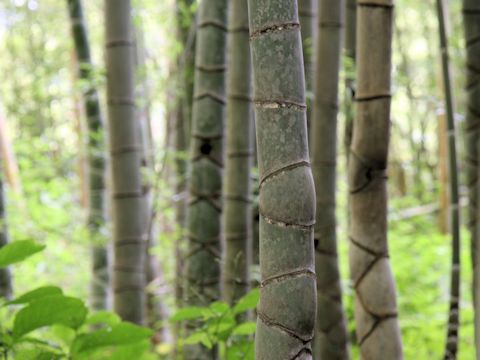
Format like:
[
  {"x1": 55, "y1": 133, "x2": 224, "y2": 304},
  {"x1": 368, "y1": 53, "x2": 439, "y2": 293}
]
[
  {"x1": 248, "y1": 1, "x2": 317, "y2": 358},
  {"x1": 348, "y1": 0, "x2": 403, "y2": 358},
  {"x1": 222, "y1": 0, "x2": 253, "y2": 306},
  {"x1": 462, "y1": 0, "x2": 480, "y2": 357},
  {"x1": 183, "y1": 0, "x2": 228, "y2": 358},
  {"x1": 105, "y1": 0, "x2": 146, "y2": 325},
  {"x1": 67, "y1": 0, "x2": 109, "y2": 311},
  {"x1": 311, "y1": 0, "x2": 350, "y2": 358},
  {"x1": 436, "y1": 0, "x2": 461, "y2": 358}
]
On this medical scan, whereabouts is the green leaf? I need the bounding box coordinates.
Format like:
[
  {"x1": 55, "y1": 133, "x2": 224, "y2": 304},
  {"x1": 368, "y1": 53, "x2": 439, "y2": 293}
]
[
  {"x1": 83, "y1": 311, "x2": 121, "y2": 327},
  {"x1": 170, "y1": 306, "x2": 205, "y2": 322},
  {"x1": 233, "y1": 289, "x2": 260, "y2": 315},
  {"x1": 209, "y1": 301, "x2": 229, "y2": 316},
  {"x1": 7, "y1": 286, "x2": 63, "y2": 305},
  {"x1": 13, "y1": 295, "x2": 88, "y2": 340},
  {"x1": 232, "y1": 322, "x2": 256, "y2": 336},
  {"x1": 71, "y1": 322, "x2": 153, "y2": 355},
  {"x1": 0, "y1": 240, "x2": 45, "y2": 267},
  {"x1": 184, "y1": 331, "x2": 213, "y2": 349}
]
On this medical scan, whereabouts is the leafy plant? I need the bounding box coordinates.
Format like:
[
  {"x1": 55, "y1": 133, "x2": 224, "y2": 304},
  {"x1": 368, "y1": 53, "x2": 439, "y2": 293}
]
[
  {"x1": 0, "y1": 241, "x2": 154, "y2": 359},
  {"x1": 171, "y1": 289, "x2": 259, "y2": 359}
]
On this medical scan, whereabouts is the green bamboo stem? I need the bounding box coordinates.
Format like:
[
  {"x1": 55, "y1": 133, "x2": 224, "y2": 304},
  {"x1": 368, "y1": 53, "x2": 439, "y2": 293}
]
[
  {"x1": 105, "y1": 0, "x2": 146, "y2": 325},
  {"x1": 298, "y1": 0, "x2": 316, "y2": 134},
  {"x1": 248, "y1": 1, "x2": 317, "y2": 358},
  {"x1": 462, "y1": 0, "x2": 480, "y2": 357},
  {"x1": 183, "y1": 0, "x2": 228, "y2": 358},
  {"x1": 222, "y1": 0, "x2": 253, "y2": 306},
  {"x1": 0, "y1": 168, "x2": 12, "y2": 299},
  {"x1": 344, "y1": 0, "x2": 356, "y2": 160},
  {"x1": 436, "y1": 0, "x2": 461, "y2": 358},
  {"x1": 67, "y1": 0, "x2": 109, "y2": 311},
  {"x1": 311, "y1": 0, "x2": 350, "y2": 358}
]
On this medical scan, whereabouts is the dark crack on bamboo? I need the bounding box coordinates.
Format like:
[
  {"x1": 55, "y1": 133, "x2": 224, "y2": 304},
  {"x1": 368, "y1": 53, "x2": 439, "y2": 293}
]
[
  {"x1": 291, "y1": 348, "x2": 312, "y2": 360},
  {"x1": 254, "y1": 99, "x2": 306, "y2": 111},
  {"x1": 467, "y1": 35, "x2": 480, "y2": 47},
  {"x1": 358, "y1": 313, "x2": 398, "y2": 346},
  {"x1": 260, "y1": 160, "x2": 311, "y2": 187},
  {"x1": 198, "y1": 20, "x2": 227, "y2": 31},
  {"x1": 355, "y1": 93, "x2": 392, "y2": 102},
  {"x1": 106, "y1": 39, "x2": 134, "y2": 48},
  {"x1": 114, "y1": 285, "x2": 145, "y2": 293},
  {"x1": 357, "y1": 0, "x2": 394, "y2": 8},
  {"x1": 227, "y1": 150, "x2": 254, "y2": 157},
  {"x1": 463, "y1": 8, "x2": 480, "y2": 14},
  {"x1": 250, "y1": 22, "x2": 300, "y2": 39},
  {"x1": 194, "y1": 92, "x2": 226, "y2": 105},
  {"x1": 110, "y1": 145, "x2": 142, "y2": 155},
  {"x1": 224, "y1": 194, "x2": 252, "y2": 203},
  {"x1": 261, "y1": 213, "x2": 314, "y2": 230},
  {"x1": 113, "y1": 191, "x2": 144, "y2": 199},
  {"x1": 319, "y1": 21, "x2": 344, "y2": 28},
  {"x1": 261, "y1": 268, "x2": 316, "y2": 288},
  {"x1": 228, "y1": 93, "x2": 253, "y2": 102},
  {"x1": 257, "y1": 311, "x2": 313, "y2": 343},
  {"x1": 115, "y1": 238, "x2": 148, "y2": 247},
  {"x1": 192, "y1": 133, "x2": 223, "y2": 141},
  {"x1": 191, "y1": 154, "x2": 224, "y2": 168},
  {"x1": 196, "y1": 64, "x2": 227, "y2": 73}
]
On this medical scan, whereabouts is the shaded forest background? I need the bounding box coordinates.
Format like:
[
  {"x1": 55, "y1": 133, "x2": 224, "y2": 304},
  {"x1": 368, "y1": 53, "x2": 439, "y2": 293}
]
[{"x1": 0, "y1": 0, "x2": 476, "y2": 358}]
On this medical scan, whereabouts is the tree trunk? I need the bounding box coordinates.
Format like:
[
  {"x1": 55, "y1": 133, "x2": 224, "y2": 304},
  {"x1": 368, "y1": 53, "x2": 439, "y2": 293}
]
[
  {"x1": 67, "y1": 0, "x2": 109, "y2": 311},
  {"x1": 344, "y1": 0, "x2": 356, "y2": 160},
  {"x1": 462, "y1": 0, "x2": 480, "y2": 357},
  {"x1": 174, "y1": 0, "x2": 195, "y2": 312},
  {"x1": 436, "y1": 0, "x2": 461, "y2": 358},
  {"x1": 0, "y1": 163, "x2": 12, "y2": 299},
  {"x1": 248, "y1": 1, "x2": 317, "y2": 358},
  {"x1": 105, "y1": 0, "x2": 146, "y2": 325},
  {"x1": 348, "y1": 1, "x2": 403, "y2": 358},
  {"x1": 311, "y1": 0, "x2": 350, "y2": 358},
  {"x1": 183, "y1": 0, "x2": 228, "y2": 358},
  {"x1": 298, "y1": 0, "x2": 315, "y2": 135},
  {"x1": 222, "y1": 0, "x2": 253, "y2": 306}
]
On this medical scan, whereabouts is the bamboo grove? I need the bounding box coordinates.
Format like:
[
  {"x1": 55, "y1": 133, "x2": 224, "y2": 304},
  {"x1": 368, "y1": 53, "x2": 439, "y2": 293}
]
[{"x1": 0, "y1": 0, "x2": 478, "y2": 358}]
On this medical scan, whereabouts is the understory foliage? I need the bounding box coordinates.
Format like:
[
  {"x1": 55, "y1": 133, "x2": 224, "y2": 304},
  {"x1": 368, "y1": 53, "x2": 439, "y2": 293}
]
[
  {"x1": 0, "y1": 0, "x2": 477, "y2": 358},
  {"x1": 0, "y1": 241, "x2": 154, "y2": 359}
]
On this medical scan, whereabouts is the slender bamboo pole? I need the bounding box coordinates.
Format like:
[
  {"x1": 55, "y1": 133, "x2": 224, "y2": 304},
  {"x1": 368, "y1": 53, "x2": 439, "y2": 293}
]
[
  {"x1": 222, "y1": 0, "x2": 253, "y2": 305},
  {"x1": 462, "y1": 0, "x2": 480, "y2": 357},
  {"x1": 436, "y1": 0, "x2": 461, "y2": 358},
  {"x1": 311, "y1": 0, "x2": 350, "y2": 358},
  {"x1": 105, "y1": 0, "x2": 146, "y2": 324},
  {"x1": 67, "y1": 0, "x2": 109, "y2": 311}
]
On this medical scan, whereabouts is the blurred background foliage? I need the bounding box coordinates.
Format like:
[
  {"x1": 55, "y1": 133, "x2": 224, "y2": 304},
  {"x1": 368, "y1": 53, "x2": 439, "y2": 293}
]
[{"x1": 0, "y1": 0, "x2": 475, "y2": 358}]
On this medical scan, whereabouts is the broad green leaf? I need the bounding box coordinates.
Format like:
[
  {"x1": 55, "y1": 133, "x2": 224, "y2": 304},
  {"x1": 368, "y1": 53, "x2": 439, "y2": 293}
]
[
  {"x1": 232, "y1": 322, "x2": 256, "y2": 336},
  {"x1": 184, "y1": 331, "x2": 213, "y2": 349},
  {"x1": 233, "y1": 289, "x2": 260, "y2": 315},
  {"x1": 0, "y1": 240, "x2": 45, "y2": 268},
  {"x1": 227, "y1": 341, "x2": 254, "y2": 360},
  {"x1": 209, "y1": 301, "x2": 229, "y2": 316},
  {"x1": 7, "y1": 286, "x2": 63, "y2": 305},
  {"x1": 170, "y1": 306, "x2": 205, "y2": 322},
  {"x1": 71, "y1": 322, "x2": 153, "y2": 355},
  {"x1": 13, "y1": 295, "x2": 88, "y2": 340},
  {"x1": 83, "y1": 311, "x2": 121, "y2": 327}
]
